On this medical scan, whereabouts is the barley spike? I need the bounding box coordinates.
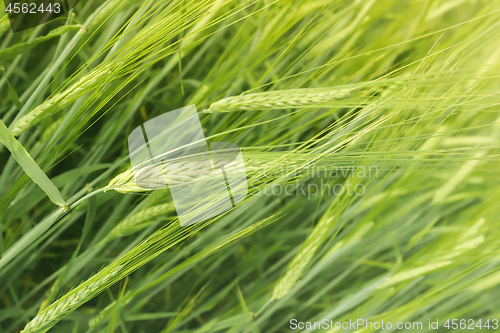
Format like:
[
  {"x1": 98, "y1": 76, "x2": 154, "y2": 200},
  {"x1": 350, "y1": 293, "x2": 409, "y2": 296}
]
[
  {"x1": 205, "y1": 89, "x2": 351, "y2": 113},
  {"x1": 11, "y1": 64, "x2": 112, "y2": 136},
  {"x1": 21, "y1": 265, "x2": 122, "y2": 333}
]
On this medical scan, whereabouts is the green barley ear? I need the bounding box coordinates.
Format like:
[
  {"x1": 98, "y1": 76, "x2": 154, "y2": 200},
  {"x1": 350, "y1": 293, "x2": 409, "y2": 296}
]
[
  {"x1": 11, "y1": 64, "x2": 112, "y2": 137},
  {"x1": 272, "y1": 215, "x2": 335, "y2": 300},
  {"x1": 103, "y1": 203, "x2": 175, "y2": 242},
  {"x1": 376, "y1": 261, "x2": 453, "y2": 290},
  {"x1": 104, "y1": 157, "x2": 234, "y2": 194},
  {"x1": 21, "y1": 265, "x2": 123, "y2": 333},
  {"x1": 105, "y1": 168, "x2": 147, "y2": 194},
  {"x1": 204, "y1": 88, "x2": 352, "y2": 113}
]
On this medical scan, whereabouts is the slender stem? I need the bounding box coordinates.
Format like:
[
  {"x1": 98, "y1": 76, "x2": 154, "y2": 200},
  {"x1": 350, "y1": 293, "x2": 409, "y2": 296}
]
[
  {"x1": 0, "y1": 188, "x2": 104, "y2": 272},
  {"x1": 255, "y1": 298, "x2": 273, "y2": 317}
]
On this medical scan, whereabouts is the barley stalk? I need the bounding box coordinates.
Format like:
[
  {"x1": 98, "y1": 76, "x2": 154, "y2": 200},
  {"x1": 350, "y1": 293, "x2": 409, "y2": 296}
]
[
  {"x1": 11, "y1": 64, "x2": 112, "y2": 137},
  {"x1": 88, "y1": 294, "x2": 133, "y2": 328},
  {"x1": 204, "y1": 88, "x2": 351, "y2": 113},
  {"x1": 21, "y1": 265, "x2": 122, "y2": 333},
  {"x1": 88, "y1": 299, "x2": 118, "y2": 328},
  {"x1": 272, "y1": 216, "x2": 334, "y2": 300}
]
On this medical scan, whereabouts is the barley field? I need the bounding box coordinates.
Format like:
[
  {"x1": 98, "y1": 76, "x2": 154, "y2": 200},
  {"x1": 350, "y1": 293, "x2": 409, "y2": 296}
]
[{"x1": 1, "y1": 0, "x2": 500, "y2": 332}]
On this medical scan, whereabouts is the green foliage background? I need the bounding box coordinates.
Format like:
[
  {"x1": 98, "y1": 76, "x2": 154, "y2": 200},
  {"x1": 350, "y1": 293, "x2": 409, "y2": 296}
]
[{"x1": 0, "y1": 0, "x2": 500, "y2": 332}]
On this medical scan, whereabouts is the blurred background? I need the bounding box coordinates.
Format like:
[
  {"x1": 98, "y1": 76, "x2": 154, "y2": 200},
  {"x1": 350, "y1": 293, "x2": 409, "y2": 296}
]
[{"x1": 0, "y1": 0, "x2": 500, "y2": 332}]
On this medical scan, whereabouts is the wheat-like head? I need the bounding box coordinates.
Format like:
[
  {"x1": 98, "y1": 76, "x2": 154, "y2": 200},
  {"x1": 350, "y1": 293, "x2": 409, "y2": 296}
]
[
  {"x1": 105, "y1": 157, "x2": 238, "y2": 194},
  {"x1": 21, "y1": 265, "x2": 122, "y2": 333},
  {"x1": 11, "y1": 64, "x2": 112, "y2": 137},
  {"x1": 103, "y1": 203, "x2": 175, "y2": 242},
  {"x1": 204, "y1": 89, "x2": 351, "y2": 113},
  {"x1": 272, "y1": 216, "x2": 334, "y2": 300}
]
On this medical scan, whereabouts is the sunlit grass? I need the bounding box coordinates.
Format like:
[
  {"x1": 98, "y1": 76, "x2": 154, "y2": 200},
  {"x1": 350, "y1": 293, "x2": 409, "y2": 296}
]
[{"x1": 0, "y1": 0, "x2": 500, "y2": 332}]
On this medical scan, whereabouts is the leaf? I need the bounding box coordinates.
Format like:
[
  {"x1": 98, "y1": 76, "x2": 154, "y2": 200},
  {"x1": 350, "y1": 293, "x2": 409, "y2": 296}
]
[
  {"x1": 6, "y1": 79, "x2": 23, "y2": 110},
  {"x1": 0, "y1": 119, "x2": 66, "y2": 207},
  {"x1": 0, "y1": 25, "x2": 81, "y2": 62},
  {"x1": 0, "y1": 14, "x2": 9, "y2": 39},
  {"x1": 4, "y1": 164, "x2": 111, "y2": 223},
  {"x1": 0, "y1": 224, "x2": 3, "y2": 258},
  {"x1": 211, "y1": 312, "x2": 253, "y2": 330}
]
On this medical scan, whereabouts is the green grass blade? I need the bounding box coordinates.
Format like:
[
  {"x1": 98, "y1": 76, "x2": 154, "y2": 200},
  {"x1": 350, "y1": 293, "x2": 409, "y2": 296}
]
[{"x1": 0, "y1": 119, "x2": 66, "y2": 207}]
